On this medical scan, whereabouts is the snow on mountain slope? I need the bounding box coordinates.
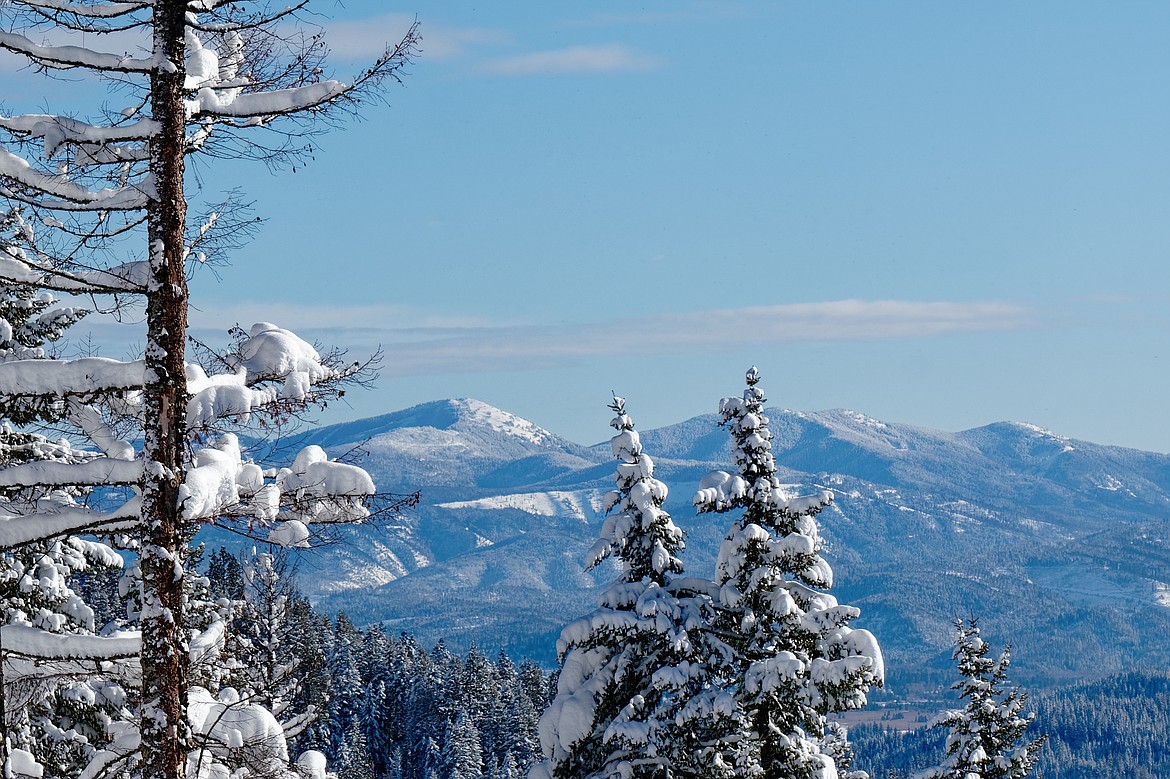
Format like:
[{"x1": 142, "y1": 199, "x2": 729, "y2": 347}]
[
  {"x1": 458, "y1": 397, "x2": 556, "y2": 445},
  {"x1": 210, "y1": 398, "x2": 1170, "y2": 692},
  {"x1": 438, "y1": 489, "x2": 605, "y2": 523},
  {"x1": 291, "y1": 398, "x2": 597, "y2": 491}
]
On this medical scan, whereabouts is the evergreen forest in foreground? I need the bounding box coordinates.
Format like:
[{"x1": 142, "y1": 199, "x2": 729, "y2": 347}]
[{"x1": 187, "y1": 550, "x2": 1170, "y2": 779}]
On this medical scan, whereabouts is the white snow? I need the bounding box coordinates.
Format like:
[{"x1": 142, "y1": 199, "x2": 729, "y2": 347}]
[
  {"x1": 267, "y1": 519, "x2": 310, "y2": 549},
  {"x1": 1095, "y1": 474, "x2": 1136, "y2": 497},
  {"x1": 0, "y1": 497, "x2": 141, "y2": 548},
  {"x1": 186, "y1": 364, "x2": 278, "y2": 426},
  {"x1": 0, "y1": 250, "x2": 148, "y2": 292},
  {"x1": 1153, "y1": 581, "x2": 1170, "y2": 608},
  {"x1": 0, "y1": 114, "x2": 158, "y2": 152},
  {"x1": 226, "y1": 323, "x2": 333, "y2": 386},
  {"x1": 296, "y1": 751, "x2": 328, "y2": 779},
  {"x1": 0, "y1": 147, "x2": 153, "y2": 210},
  {"x1": 0, "y1": 457, "x2": 141, "y2": 487},
  {"x1": 69, "y1": 399, "x2": 136, "y2": 460},
  {"x1": 3, "y1": 1, "x2": 147, "y2": 18},
  {"x1": 186, "y1": 81, "x2": 350, "y2": 118},
  {"x1": 280, "y1": 445, "x2": 375, "y2": 497},
  {"x1": 0, "y1": 30, "x2": 154, "y2": 72},
  {"x1": 188, "y1": 686, "x2": 290, "y2": 776},
  {"x1": 0, "y1": 356, "x2": 146, "y2": 396},
  {"x1": 179, "y1": 433, "x2": 247, "y2": 521},
  {"x1": 438, "y1": 489, "x2": 597, "y2": 521},
  {"x1": 460, "y1": 397, "x2": 554, "y2": 445},
  {"x1": 4, "y1": 749, "x2": 44, "y2": 779},
  {"x1": 692, "y1": 469, "x2": 747, "y2": 510},
  {"x1": 0, "y1": 623, "x2": 140, "y2": 660}
]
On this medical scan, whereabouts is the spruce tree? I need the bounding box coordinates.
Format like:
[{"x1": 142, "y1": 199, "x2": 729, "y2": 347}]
[
  {"x1": 442, "y1": 710, "x2": 485, "y2": 779},
  {"x1": 0, "y1": 270, "x2": 132, "y2": 777},
  {"x1": 285, "y1": 597, "x2": 334, "y2": 757},
  {"x1": 326, "y1": 613, "x2": 367, "y2": 762},
  {"x1": 823, "y1": 721, "x2": 870, "y2": 779},
  {"x1": 237, "y1": 551, "x2": 315, "y2": 736},
  {"x1": 693, "y1": 367, "x2": 884, "y2": 777},
  {"x1": 917, "y1": 620, "x2": 1044, "y2": 779},
  {"x1": 335, "y1": 713, "x2": 377, "y2": 779},
  {"x1": 534, "y1": 395, "x2": 711, "y2": 778}
]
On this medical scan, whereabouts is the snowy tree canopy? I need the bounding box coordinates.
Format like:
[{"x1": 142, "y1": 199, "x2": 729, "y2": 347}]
[
  {"x1": 693, "y1": 367, "x2": 884, "y2": 778},
  {"x1": 534, "y1": 396, "x2": 721, "y2": 779},
  {"x1": 915, "y1": 620, "x2": 1045, "y2": 779},
  {"x1": 0, "y1": 290, "x2": 137, "y2": 779}
]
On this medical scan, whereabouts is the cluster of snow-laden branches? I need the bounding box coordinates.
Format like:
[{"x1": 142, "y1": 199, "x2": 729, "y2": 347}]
[
  {"x1": 0, "y1": 2, "x2": 421, "y2": 778},
  {"x1": 536, "y1": 371, "x2": 885, "y2": 779},
  {"x1": 0, "y1": 318, "x2": 384, "y2": 550}
]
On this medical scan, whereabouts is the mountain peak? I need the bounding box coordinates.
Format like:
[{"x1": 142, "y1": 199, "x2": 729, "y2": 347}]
[{"x1": 448, "y1": 398, "x2": 556, "y2": 446}]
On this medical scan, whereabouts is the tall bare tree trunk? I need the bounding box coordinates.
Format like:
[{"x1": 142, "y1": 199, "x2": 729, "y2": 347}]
[
  {"x1": 1, "y1": 637, "x2": 8, "y2": 771},
  {"x1": 141, "y1": 2, "x2": 190, "y2": 778}
]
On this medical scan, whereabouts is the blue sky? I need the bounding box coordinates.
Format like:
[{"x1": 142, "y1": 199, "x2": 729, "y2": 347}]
[
  {"x1": 185, "y1": 1, "x2": 1170, "y2": 451},
  {"x1": 18, "y1": 1, "x2": 1170, "y2": 450}
]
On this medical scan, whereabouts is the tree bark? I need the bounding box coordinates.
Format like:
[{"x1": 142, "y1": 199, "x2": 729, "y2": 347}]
[
  {"x1": 1, "y1": 634, "x2": 8, "y2": 771},
  {"x1": 140, "y1": 2, "x2": 190, "y2": 778}
]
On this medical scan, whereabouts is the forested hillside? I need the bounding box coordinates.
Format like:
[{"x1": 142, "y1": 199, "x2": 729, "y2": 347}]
[
  {"x1": 191, "y1": 547, "x2": 1170, "y2": 779},
  {"x1": 200, "y1": 549, "x2": 553, "y2": 779},
  {"x1": 850, "y1": 671, "x2": 1170, "y2": 779},
  {"x1": 255, "y1": 399, "x2": 1170, "y2": 695}
]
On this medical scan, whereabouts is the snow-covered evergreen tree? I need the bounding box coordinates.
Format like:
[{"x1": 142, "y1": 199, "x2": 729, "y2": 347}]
[
  {"x1": 0, "y1": 2, "x2": 419, "y2": 777},
  {"x1": 916, "y1": 620, "x2": 1043, "y2": 779},
  {"x1": 335, "y1": 713, "x2": 377, "y2": 779},
  {"x1": 0, "y1": 268, "x2": 136, "y2": 778},
  {"x1": 497, "y1": 676, "x2": 541, "y2": 770},
  {"x1": 284, "y1": 595, "x2": 333, "y2": 758},
  {"x1": 822, "y1": 721, "x2": 869, "y2": 779},
  {"x1": 0, "y1": 534, "x2": 134, "y2": 778},
  {"x1": 441, "y1": 710, "x2": 485, "y2": 779},
  {"x1": 693, "y1": 367, "x2": 884, "y2": 778},
  {"x1": 325, "y1": 613, "x2": 366, "y2": 762},
  {"x1": 534, "y1": 395, "x2": 716, "y2": 779},
  {"x1": 461, "y1": 646, "x2": 500, "y2": 739},
  {"x1": 238, "y1": 551, "x2": 320, "y2": 739}
]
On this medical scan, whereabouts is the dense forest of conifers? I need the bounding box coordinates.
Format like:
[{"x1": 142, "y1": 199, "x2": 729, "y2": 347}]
[
  {"x1": 200, "y1": 549, "x2": 552, "y2": 779},
  {"x1": 188, "y1": 544, "x2": 1169, "y2": 779},
  {"x1": 850, "y1": 670, "x2": 1170, "y2": 779}
]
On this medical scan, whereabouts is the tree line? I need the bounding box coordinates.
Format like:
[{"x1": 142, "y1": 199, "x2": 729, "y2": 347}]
[{"x1": 850, "y1": 669, "x2": 1170, "y2": 779}]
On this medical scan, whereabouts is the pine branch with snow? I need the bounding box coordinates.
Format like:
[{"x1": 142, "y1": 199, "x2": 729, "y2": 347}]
[{"x1": 0, "y1": 272, "x2": 135, "y2": 779}]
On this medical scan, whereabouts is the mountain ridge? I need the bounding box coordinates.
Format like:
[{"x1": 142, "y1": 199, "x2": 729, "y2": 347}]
[{"x1": 209, "y1": 397, "x2": 1170, "y2": 693}]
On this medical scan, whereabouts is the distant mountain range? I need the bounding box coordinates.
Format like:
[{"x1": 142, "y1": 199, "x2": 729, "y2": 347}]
[{"x1": 207, "y1": 398, "x2": 1170, "y2": 695}]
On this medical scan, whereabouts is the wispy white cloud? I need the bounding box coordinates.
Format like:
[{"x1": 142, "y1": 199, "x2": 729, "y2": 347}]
[
  {"x1": 481, "y1": 44, "x2": 663, "y2": 76},
  {"x1": 171, "y1": 299, "x2": 1031, "y2": 377},
  {"x1": 322, "y1": 13, "x2": 505, "y2": 62}
]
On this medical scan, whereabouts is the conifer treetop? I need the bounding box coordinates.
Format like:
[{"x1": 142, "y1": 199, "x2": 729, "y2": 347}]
[
  {"x1": 689, "y1": 367, "x2": 884, "y2": 779},
  {"x1": 585, "y1": 394, "x2": 684, "y2": 589}
]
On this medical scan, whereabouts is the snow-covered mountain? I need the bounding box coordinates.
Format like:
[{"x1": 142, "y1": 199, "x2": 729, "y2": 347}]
[{"x1": 210, "y1": 398, "x2": 1170, "y2": 693}]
